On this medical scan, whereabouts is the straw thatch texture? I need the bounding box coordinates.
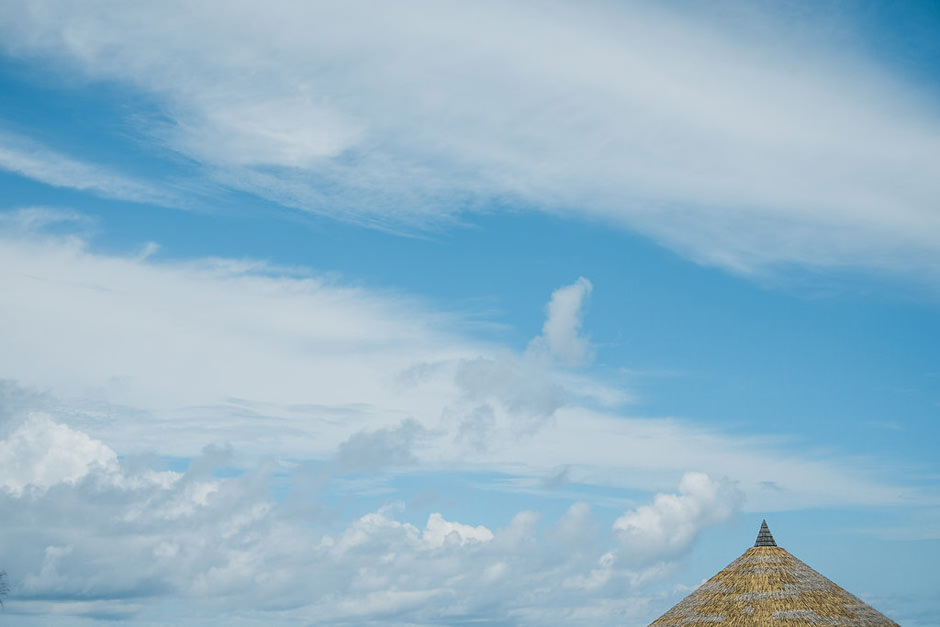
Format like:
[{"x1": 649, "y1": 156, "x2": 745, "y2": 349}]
[{"x1": 649, "y1": 546, "x2": 899, "y2": 626}]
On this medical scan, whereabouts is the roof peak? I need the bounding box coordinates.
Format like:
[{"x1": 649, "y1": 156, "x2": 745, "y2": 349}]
[{"x1": 754, "y1": 519, "x2": 777, "y2": 547}]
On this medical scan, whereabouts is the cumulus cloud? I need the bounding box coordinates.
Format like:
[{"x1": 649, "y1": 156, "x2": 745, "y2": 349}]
[
  {"x1": 613, "y1": 472, "x2": 742, "y2": 563},
  {"x1": 0, "y1": 374, "x2": 928, "y2": 624},
  {"x1": 529, "y1": 277, "x2": 594, "y2": 366},
  {"x1": 455, "y1": 356, "x2": 566, "y2": 415},
  {"x1": 0, "y1": 415, "x2": 704, "y2": 624},
  {"x1": 0, "y1": 413, "x2": 118, "y2": 496},
  {"x1": 423, "y1": 512, "x2": 494, "y2": 548},
  {"x1": 2, "y1": 1, "x2": 939, "y2": 277},
  {"x1": 433, "y1": 277, "x2": 595, "y2": 448},
  {"x1": 450, "y1": 354, "x2": 567, "y2": 441}
]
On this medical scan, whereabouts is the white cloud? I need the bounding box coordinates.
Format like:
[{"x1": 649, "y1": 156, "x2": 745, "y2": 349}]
[
  {"x1": 0, "y1": 212, "x2": 472, "y2": 451},
  {"x1": 0, "y1": 413, "x2": 118, "y2": 496},
  {"x1": 0, "y1": 131, "x2": 182, "y2": 207},
  {"x1": 0, "y1": 221, "x2": 931, "y2": 620},
  {"x1": 0, "y1": 418, "x2": 696, "y2": 624},
  {"x1": 423, "y1": 512, "x2": 494, "y2": 548},
  {"x1": 0, "y1": 216, "x2": 925, "y2": 512},
  {"x1": 2, "y1": 1, "x2": 939, "y2": 277},
  {"x1": 430, "y1": 277, "x2": 597, "y2": 447},
  {"x1": 613, "y1": 472, "x2": 741, "y2": 562},
  {"x1": 450, "y1": 354, "x2": 567, "y2": 441},
  {"x1": 529, "y1": 277, "x2": 594, "y2": 366},
  {"x1": 336, "y1": 419, "x2": 426, "y2": 472},
  {"x1": 171, "y1": 96, "x2": 364, "y2": 168},
  {"x1": 490, "y1": 407, "x2": 925, "y2": 513}
]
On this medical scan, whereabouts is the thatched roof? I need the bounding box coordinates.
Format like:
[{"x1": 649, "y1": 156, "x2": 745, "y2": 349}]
[{"x1": 649, "y1": 521, "x2": 899, "y2": 626}]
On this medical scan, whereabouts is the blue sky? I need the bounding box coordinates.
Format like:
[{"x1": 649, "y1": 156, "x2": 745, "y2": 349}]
[{"x1": 0, "y1": 1, "x2": 938, "y2": 624}]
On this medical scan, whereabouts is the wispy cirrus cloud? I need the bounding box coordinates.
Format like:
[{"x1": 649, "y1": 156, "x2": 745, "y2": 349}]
[
  {"x1": 0, "y1": 130, "x2": 184, "y2": 207},
  {"x1": 2, "y1": 1, "x2": 939, "y2": 277}
]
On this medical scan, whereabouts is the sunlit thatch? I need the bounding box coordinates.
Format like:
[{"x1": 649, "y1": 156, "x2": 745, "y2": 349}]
[{"x1": 649, "y1": 521, "x2": 899, "y2": 626}]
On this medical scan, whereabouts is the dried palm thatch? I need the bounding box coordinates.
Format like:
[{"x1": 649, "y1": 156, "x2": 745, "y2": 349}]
[{"x1": 649, "y1": 521, "x2": 899, "y2": 626}]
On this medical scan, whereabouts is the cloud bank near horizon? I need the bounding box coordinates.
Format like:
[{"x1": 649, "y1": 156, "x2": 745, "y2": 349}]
[{"x1": 0, "y1": 409, "x2": 741, "y2": 624}]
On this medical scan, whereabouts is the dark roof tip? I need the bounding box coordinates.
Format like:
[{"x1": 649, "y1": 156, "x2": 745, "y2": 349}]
[{"x1": 754, "y1": 519, "x2": 777, "y2": 547}]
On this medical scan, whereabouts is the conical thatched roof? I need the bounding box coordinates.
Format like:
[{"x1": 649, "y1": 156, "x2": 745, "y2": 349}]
[{"x1": 649, "y1": 521, "x2": 899, "y2": 626}]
